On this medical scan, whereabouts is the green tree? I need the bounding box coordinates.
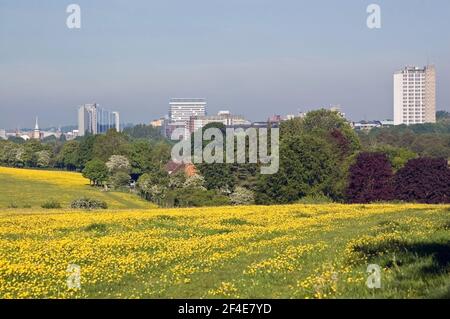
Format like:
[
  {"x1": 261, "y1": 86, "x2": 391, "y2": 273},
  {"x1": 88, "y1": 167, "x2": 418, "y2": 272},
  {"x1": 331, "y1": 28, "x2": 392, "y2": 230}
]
[
  {"x1": 193, "y1": 122, "x2": 236, "y2": 193},
  {"x1": 58, "y1": 140, "x2": 81, "y2": 170},
  {"x1": 373, "y1": 145, "x2": 417, "y2": 171},
  {"x1": 78, "y1": 134, "x2": 95, "y2": 168},
  {"x1": 277, "y1": 110, "x2": 360, "y2": 200},
  {"x1": 0, "y1": 142, "x2": 24, "y2": 167},
  {"x1": 108, "y1": 171, "x2": 131, "y2": 189},
  {"x1": 22, "y1": 139, "x2": 44, "y2": 167},
  {"x1": 256, "y1": 134, "x2": 335, "y2": 204},
  {"x1": 93, "y1": 129, "x2": 130, "y2": 162},
  {"x1": 36, "y1": 150, "x2": 51, "y2": 168},
  {"x1": 137, "y1": 168, "x2": 170, "y2": 202},
  {"x1": 123, "y1": 124, "x2": 163, "y2": 140},
  {"x1": 82, "y1": 159, "x2": 109, "y2": 186}
]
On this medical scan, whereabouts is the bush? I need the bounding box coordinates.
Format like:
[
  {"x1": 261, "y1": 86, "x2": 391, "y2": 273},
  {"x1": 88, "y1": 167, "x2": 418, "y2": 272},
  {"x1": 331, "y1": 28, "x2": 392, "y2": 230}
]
[
  {"x1": 41, "y1": 200, "x2": 62, "y2": 209},
  {"x1": 163, "y1": 188, "x2": 230, "y2": 208},
  {"x1": 394, "y1": 157, "x2": 450, "y2": 204},
  {"x1": 70, "y1": 197, "x2": 108, "y2": 210},
  {"x1": 7, "y1": 203, "x2": 18, "y2": 209},
  {"x1": 230, "y1": 187, "x2": 255, "y2": 206}
]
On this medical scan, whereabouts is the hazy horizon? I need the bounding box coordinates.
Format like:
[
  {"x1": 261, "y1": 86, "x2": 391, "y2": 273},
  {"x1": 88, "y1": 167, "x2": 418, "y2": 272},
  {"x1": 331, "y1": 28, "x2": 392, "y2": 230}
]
[{"x1": 1, "y1": 0, "x2": 449, "y2": 129}]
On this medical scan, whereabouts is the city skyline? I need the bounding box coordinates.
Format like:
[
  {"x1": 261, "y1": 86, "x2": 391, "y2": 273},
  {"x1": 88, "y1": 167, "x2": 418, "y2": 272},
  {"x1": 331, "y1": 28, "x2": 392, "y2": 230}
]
[{"x1": 1, "y1": 0, "x2": 450, "y2": 128}]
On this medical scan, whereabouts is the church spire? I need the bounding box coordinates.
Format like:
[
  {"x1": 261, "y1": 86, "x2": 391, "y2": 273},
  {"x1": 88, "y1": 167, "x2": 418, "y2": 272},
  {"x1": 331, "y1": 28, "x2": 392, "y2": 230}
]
[{"x1": 35, "y1": 117, "x2": 39, "y2": 130}]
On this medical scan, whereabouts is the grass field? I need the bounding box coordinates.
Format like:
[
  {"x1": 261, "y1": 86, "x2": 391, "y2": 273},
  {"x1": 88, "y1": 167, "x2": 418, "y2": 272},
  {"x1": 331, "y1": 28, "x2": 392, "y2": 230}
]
[
  {"x1": 0, "y1": 167, "x2": 449, "y2": 299},
  {"x1": 0, "y1": 204, "x2": 449, "y2": 299},
  {"x1": 0, "y1": 167, "x2": 155, "y2": 209}
]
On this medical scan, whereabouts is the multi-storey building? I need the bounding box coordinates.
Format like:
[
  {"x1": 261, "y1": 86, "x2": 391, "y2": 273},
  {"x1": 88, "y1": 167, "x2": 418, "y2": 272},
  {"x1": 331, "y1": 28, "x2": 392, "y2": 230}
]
[
  {"x1": 78, "y1": 103, "x2": 120, "y2": 136},
  {"x1": 394, "y1": 65, "x2": 436, "y2": 125},
  {"x1": 0, "y1": 129, "x2": 6, "y2": 140},
  {"x1": 169, "y1": 98, "x2": 206, "y2": 123}
]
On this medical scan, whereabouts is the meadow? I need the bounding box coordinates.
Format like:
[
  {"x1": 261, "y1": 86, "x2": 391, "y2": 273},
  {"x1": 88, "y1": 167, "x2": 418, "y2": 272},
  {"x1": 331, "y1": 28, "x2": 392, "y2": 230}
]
[
  {"x1": 0, "y1": 167, "x2": 154, "y2": 209},
  {"x1": 0, "y1": 167, "x2": 449, "y2": 299}
]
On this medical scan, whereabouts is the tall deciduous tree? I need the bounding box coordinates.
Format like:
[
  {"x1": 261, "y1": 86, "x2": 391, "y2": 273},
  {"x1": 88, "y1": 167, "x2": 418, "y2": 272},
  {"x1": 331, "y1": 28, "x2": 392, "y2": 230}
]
[
  {"x1": 394, "y1": 158, "x2": 450, "y2": 204},
  {"x1": 93, "y1": 129, "x2": 130, "y2": 162},
  {"x1": 58, "y1": 140, "x2": 81, "y2": 170},
  {"x1": 346, "y1": 152, "x2": 394, "y2": 204},
  {"x1": 256, "y1": 134, "x2": 335, "y2": 204}
]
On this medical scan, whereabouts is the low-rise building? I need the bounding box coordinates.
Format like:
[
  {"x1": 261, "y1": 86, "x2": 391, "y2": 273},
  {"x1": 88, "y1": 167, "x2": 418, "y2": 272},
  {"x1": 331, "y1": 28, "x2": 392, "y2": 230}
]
[
  {"x1": 353, "y1": 121, "x2": 382, "y2": 131},
  {"x1": 150, "y1": 119, "x2": 164, "y2": 128},
  {"x1": 188, "y1": 111, "x2": 250, "y2": 134}
]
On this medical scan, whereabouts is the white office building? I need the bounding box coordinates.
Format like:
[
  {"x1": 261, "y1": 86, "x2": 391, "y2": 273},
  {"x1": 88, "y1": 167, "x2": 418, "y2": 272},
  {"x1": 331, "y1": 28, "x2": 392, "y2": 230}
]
[
  {"x1": 169, "y1": 98, "x2": 206, "y2": 123},
  {"x1": 78, "y1": 104, "x2": 120, "y2": 136},
  {"x1": 394, "y1": 65, "x2": 436, "y2": 125},
  {"x1": 0, "y1": 129, "x2": 6, "y2": 140}
]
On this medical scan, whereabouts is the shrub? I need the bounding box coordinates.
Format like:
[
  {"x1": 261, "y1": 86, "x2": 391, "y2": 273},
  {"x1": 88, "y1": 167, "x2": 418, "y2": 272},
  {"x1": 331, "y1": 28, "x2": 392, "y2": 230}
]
[
  {"x1": 7, "y1": 203, "x2": 18, "y2": 209},
  {"x1": 394, "y1": 157, "x2": 450, "y2": 204},
  {"x1": 230, "y1": 187, "x2": 255, "y2": 206},
  {"x1": 41, "y1": 200, "x2": 62, "y2": 209},
  {"x1": 70, "y1": 197, "x2": 108, "y2": 210},
  {"x1": 163, "y1": 188, "x2": 230, "y2": 208},
  {"x1": 346, "y1": 152, "x2": 394, "y2": 204}
]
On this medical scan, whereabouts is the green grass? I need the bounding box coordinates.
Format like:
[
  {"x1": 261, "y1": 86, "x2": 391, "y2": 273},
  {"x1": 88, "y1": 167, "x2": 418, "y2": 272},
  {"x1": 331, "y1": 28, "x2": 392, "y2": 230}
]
[{"x1": 0, "y1": 167, "x2": 155, "y2": 210}]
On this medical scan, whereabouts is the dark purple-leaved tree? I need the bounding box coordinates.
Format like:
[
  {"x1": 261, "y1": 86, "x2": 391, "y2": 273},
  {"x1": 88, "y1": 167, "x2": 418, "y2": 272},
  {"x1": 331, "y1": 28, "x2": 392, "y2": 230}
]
[
  {"x1": 346, "y1": 152, "x2": 394, "y2": 204},
  {"x1": 394, "y1": 158, "x2": 450, "y2": 204}
]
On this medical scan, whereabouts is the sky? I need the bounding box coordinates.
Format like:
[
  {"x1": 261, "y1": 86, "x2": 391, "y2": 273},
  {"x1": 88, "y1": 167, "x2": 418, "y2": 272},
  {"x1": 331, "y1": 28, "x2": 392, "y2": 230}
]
[{"x1": 1, "y1": 0, "x2": 449, "y2": 129}]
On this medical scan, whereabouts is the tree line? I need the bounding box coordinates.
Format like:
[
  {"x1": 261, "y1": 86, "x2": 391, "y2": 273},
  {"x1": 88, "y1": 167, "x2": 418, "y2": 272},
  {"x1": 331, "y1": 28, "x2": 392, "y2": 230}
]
[{"x1": 0, "y1": 110, "x2": 449, "y2": 206}]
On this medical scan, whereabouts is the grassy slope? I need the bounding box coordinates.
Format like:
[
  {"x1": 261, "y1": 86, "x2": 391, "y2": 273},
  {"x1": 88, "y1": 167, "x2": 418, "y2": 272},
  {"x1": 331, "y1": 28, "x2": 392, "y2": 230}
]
[
  {"x1": 0, "y1": 204, "x2": 448, "y2": 299},
  {"x1": 0, "y1": 167, "x2": 155, "y2": 209}
]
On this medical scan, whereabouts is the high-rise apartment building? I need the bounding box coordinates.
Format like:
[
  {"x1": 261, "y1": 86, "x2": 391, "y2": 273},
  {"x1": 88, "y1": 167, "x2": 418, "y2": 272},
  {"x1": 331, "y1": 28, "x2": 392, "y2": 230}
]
[
  {"x1": 394, "y1": 65, "x2": 436, "y2": 125},
  {"x1": 169, "y1": 98, "x2": 206, "y2": 123},
  {"x1": 0, "y1": 129, "x2": 6, "y2": 140},
  {"x1": 78, "y1": 103, "x2": 120, "y2": 136}
]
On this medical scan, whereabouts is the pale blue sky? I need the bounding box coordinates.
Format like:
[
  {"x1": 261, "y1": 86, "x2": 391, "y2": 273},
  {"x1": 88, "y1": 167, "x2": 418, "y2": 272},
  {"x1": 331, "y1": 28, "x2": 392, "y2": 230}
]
[{"x1": 1, "y1": 0, "x2": 449, "y2": 128}]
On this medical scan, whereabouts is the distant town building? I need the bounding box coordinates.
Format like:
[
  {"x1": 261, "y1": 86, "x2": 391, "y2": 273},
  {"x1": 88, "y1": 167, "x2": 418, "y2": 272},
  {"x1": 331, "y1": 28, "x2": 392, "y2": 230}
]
[
  {"x1": 112, "y1": 112, "x2": 120, "y2": 132},
  {"x1": 189, "y1": 111, "x2": 250, "y2": 134},
  {"x1": 78, "y1": 103, "x2": 120, "y2": 136},
  {"x1": 32, "y1": 117, "x2": 41, "y2": 140},
  {"x1": 353, "y1": 121, "x2": 382, "y2": 131},
  {"x1": 329, "y1": 105, "x2": 346, "y2": 119},
  {"x1": 165, "y1": 160, "x2": 197, "y2": 177},
  {"x1": 169, "y1": 98, "x2": 206, "y2": 123},
  {"x1": 394, "y1": 65, "x2": 436, "y2": 125},
  {"x1": 0, "y1": 129, "x2": 6, "y2": 140},
  {"x1": 288, "y1": 106, "x2": 346, "y2": 121},
  {"x1": 20, "y1": 134, "x2": 30, "y2": 141},
  {"x1": 150, "y1": 119, "x2": 164, "y2": 128},
  {"x1": 164, "y1": 121, "x2": 189, "y2": 140},
  {"x1": 380, "y1": 120, "x2": 395, "y2": 127},
  {"x1": 268, "y1": 115, "x2": 282, "y2": 124}
]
